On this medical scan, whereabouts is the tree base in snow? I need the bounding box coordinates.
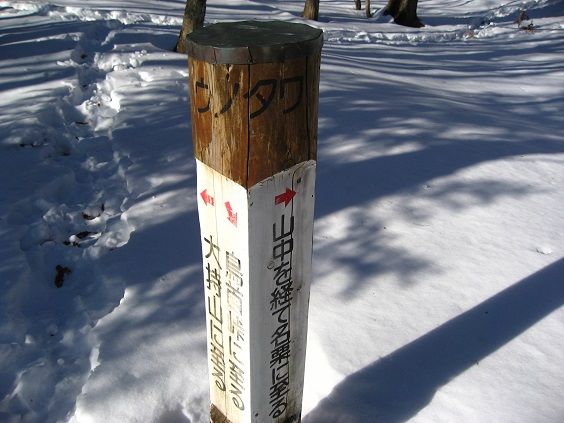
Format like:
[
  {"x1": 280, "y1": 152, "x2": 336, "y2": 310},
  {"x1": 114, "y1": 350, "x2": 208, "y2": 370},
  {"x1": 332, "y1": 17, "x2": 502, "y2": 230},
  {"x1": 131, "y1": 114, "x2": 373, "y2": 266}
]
[{"x1": 384, "y1": 0, "x2": 424, "y2": 28}]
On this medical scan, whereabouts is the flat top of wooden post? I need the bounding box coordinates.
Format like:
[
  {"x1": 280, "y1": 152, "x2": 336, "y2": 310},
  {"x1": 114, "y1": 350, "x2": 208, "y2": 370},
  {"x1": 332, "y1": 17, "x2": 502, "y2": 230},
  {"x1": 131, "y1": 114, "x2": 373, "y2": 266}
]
[{"x1": 187, "y1": 20, "x2": 323, "y2": 64}]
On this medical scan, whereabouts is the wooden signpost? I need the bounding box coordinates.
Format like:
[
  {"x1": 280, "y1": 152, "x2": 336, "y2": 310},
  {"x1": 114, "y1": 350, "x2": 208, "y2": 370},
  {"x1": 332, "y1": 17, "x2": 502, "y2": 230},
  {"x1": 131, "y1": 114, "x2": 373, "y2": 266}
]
[{"x1": 187, "y1": 21, "x2": 323, "y2": 423}]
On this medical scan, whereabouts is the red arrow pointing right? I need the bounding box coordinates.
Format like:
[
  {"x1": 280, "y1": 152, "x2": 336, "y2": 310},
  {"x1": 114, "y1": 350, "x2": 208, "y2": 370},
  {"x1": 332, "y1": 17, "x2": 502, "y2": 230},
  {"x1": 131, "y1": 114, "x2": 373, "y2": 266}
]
[{"x1": 275, "y1": 187, "x2": 297, "y2": 207}]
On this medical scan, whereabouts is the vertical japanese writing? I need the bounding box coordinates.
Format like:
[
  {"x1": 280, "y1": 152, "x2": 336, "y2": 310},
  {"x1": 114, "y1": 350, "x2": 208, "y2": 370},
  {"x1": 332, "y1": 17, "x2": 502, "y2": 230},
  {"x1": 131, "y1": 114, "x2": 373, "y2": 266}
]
[
  {"x1": 200, "y1": 173, "x2": 249, "y2": 416},
  {"x1": 226, "y1": 251, "x2": 245, "y2": 410},
  {"x1": 204, "y1": 235, "x2": 226, "y2": 391},
  {"x1": 269, "y1": 214, "x2": 295, "y2": 418}
]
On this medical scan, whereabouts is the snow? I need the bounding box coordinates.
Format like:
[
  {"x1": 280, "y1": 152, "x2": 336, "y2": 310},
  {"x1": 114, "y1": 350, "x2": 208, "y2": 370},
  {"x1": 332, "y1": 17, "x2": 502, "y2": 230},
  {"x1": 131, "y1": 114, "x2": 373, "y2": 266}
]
[{"x1": 1, "y1": 0, "x2": 563, "y2": 422}]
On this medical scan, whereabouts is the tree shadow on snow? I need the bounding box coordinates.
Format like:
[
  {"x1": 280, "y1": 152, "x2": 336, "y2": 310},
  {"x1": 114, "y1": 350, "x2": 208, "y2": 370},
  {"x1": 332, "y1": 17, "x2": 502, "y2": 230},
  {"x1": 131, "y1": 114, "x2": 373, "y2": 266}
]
[
  {"x1": 311, "y1": 33, "x2": 564, "y2": 295},
  {"x1": 305, "y1": 15, "x2": 564, "y2": 420},
  {"x1": 0, "y1": 10, "x2": 207, "y2": 421},
  {"x1": 304, "y1": 258, "x2": 564, "y2": 422}
]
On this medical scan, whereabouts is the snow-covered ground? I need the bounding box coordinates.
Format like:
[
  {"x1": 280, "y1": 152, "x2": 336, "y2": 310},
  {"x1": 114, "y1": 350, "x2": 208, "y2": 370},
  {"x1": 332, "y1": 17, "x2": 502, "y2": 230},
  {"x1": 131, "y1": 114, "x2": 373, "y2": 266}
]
[{"x1": 1, "y1": 0, "x2": 563, "y2": 422}]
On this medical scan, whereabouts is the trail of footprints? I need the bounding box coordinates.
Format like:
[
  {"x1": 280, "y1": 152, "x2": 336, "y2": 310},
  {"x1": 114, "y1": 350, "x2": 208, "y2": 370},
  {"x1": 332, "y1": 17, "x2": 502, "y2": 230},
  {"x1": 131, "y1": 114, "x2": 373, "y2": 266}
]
[
  {"x1": 4, "y1": 5, "x2": 153, "y2": 418},
  {"x1": 15, "y1": 8, "x2": 142, "y2": 274}
]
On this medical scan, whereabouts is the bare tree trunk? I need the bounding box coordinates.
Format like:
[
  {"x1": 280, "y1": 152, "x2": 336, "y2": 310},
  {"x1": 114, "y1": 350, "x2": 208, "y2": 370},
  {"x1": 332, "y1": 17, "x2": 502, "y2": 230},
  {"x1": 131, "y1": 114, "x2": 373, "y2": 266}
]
[
  {"x1": 301, "y1": 0, "x2": 319, "y2": 21},
  {"x1": 354, "y1": 0, "x2": 372, "y2": 17},
  {"x1": 175, "y1": 0, "x2": 206, "y2": 54},
  {"x1": 384, "y1": 0, "x2": 424, "y2": 28}
]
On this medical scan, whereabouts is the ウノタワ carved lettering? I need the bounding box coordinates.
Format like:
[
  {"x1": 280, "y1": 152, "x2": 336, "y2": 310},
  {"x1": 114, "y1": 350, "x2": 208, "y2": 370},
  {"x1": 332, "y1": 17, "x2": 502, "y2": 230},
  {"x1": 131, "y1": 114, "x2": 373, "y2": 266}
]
[{"x1": 195, "y1": 76, "x2": 304, "y2": 119}]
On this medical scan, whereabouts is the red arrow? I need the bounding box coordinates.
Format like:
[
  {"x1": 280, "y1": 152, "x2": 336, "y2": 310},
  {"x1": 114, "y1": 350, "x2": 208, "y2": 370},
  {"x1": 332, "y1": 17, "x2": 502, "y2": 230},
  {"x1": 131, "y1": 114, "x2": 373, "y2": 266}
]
[
  {"x1": 275, "y1": 187, "x2": 296, "y2": 207},
  {"x1": 225, "y1": 201, "x2": 237, "y2": 227},
  {"x1": 200, "y1": 189, "x2": 214, "y2": 206}
]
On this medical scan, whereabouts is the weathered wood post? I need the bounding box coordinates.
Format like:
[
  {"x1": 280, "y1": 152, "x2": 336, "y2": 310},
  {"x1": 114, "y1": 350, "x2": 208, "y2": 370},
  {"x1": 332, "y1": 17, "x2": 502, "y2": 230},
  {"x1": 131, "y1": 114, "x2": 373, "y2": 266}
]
[{"x1": 186, "y1": 21, "x2": 323, "y2": 423}]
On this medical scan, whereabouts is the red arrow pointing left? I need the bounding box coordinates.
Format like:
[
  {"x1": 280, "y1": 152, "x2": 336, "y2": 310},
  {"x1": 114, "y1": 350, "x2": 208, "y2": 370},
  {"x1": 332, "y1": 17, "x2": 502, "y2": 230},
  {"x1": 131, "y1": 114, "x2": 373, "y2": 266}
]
[
  {"x1": 200, "y1": 189, "x2": 215, "y2": 206},
  {"x1": 275, "y1": 187, "x2": 297, "y2": 207}
]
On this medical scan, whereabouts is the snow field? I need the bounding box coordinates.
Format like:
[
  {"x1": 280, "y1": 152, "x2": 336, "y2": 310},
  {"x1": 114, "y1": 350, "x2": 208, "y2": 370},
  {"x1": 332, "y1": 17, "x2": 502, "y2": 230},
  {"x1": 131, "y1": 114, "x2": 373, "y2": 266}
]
[{"x1": 1, "y1": 0, "x2": 563, "y2": 422}]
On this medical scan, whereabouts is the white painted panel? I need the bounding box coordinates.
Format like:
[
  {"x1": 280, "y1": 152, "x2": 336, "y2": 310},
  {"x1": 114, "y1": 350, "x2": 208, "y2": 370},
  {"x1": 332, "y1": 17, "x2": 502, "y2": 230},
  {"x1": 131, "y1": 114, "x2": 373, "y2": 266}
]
[
  {"x1": 196, "y1": 159, "x2": 316, "y2": 422},
  {"x1": 196, "y1": 160, "x2": 251, "y2": 421},
  {"x1": 247, "y1": 160, "x2": 316, "y2": 422}
]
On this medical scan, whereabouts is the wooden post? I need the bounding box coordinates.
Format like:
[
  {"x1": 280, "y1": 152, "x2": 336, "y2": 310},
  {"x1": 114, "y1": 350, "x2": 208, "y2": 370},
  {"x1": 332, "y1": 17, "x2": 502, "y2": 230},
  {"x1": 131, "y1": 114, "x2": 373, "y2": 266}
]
[{"x1": 187, "y1": 21, "x2": 323, "y2": 423}]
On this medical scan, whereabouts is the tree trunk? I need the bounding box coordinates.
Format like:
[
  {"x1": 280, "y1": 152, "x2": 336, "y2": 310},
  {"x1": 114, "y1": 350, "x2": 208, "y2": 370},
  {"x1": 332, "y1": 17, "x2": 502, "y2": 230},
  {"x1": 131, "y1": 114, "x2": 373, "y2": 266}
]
[
  {"x1": 354, "y1": 0, "x2": 372, "y2": 18},
  {"x1": 301, "y1": 0, "x2": 319, "y2": 21},
  {"x1": 384, "y1": 0, "x2": 424, "y2": 28},
  {"x1": 175, "y1": 0, "x2": 206, "y2": 54}
]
